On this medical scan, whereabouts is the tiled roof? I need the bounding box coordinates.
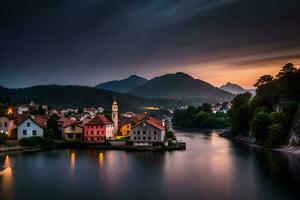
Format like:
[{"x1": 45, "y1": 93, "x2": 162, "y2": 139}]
[
  {"x1": 85, "y1": 115, "x2": 113, "y2": 125},
  {"x1": 33, "y1": 116, "x2": 47, "y2": 128},
  {"x1": 146, "y1": 118, "x2": 165, "y2": 131}
]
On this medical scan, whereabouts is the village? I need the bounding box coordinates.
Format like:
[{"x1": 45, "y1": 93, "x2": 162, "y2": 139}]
[{"x1": 0, "y1": 97, "x2": 185, "y2": 150}]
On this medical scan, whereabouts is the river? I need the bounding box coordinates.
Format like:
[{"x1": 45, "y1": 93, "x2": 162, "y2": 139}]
[{"x1": 0, "y1": 129, "x2": 300, "y2": 200}]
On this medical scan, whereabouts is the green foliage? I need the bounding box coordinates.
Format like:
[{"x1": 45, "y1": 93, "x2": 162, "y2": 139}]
[
  {"x1": 270, "y1": 112, "x2": 287, "y2": 127},
  {"x1": 47, "y1": 115, "x2": 60, "y2": 138},
  {"x1": 228, "y1": 63, "x2": 300, "y2": 147},
  {"x1": 201, "y1": 103, "x2": 212, "y2": 113},
  {"x1": 45, "y1": 129, "x2": 57, "y2": 139},
  {"x1": 228, "y1": 92, "x2": 252, "y2": 135},
  {"x1": 172, "y1": 105, "x2": 229, "y2": 129},
  {"x1": 19, "y1": 137, "x2": 54, "y2": 150},
  {"x1": 0, "y1": 133, "x2": 8, "y2": 143},
  {"x1": 250, "y1": 111, "x2": 271, "y2": 144},
  {"x1": 265, "y1": 124, "x2": 287, "y2": 147},
  {"x1": 166, "y1": 130, "x2": 175, "y2": 139}
]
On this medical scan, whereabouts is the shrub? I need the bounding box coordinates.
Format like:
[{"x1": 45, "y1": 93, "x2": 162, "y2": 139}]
[
  {"x1": 166, "y1": 130, "x2": 174, "y2": 139},
  {"x1": 250, "y1": 111, "x2": 271, "y2": 144},
  {"x1": 19, "y1": 137, "x2": 54, "y2": 150},
  {"x1": 265, "y1": 124, "x2": 287, "y2": 147},
  {"x1": 270, "y1": 112, "x2": 287, "y2": 127},
  {"x1": 0, "y1": 132, "x2": 8, "y2": 143}
]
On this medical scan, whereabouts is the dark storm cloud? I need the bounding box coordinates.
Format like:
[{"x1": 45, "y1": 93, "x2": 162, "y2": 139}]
[{"x1": 0, "y1": 0, "x2": 300, "y2": 87}]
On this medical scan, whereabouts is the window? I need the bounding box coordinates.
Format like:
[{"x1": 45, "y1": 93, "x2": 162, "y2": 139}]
[
  {"x1": 154, "y1": 136, "x2": 157, "y2": 140},
  {"x1": 143, "y1": 131, "x2": 146, "y2": 135},
  {"x1": 71, "y1": 125, "x2": 76, "y2": 130},
  {"x1": 134, "y1": 137, "x2": 136, "y2": 140},
  {"x1": 138, "y1": 137, "x2": 140, "y2": 140},
  {"x1": 143, "y1": 137, "x2": 146, "y2": 140},
  {"x1": 4, "y1": 122, "x2": 7, "y2": 128},
  {"x1": 68, "y1": 134, "x2": 73, "y2": 138},
  {"x1": 127, "y1": 125, "x2": 130, "y2": 128},
  {"x1": 154, "y1": 131, "x2": 157, "y2": 135},
  {"x1": 32, "y1": 130, "x2": 37, "y2": 136},
  {"x1": 97, "y1": 130, "x2": 100, "y2": 135},
  {"x1": 133, "y1": 131, "x2": 136, "y2": 135},
  {"x1": 148, "y1": 137, "x2": 151, "y2": 140},
  {"x1": 102, "y1": 131, "x2": 104, "y2": 134},
  {"x1": 91, "y1": 130, "x2": 94, "y2": 135},
  {"x1": 76, "y1": 135, "x2": 81, "y2": 139},
  {"x1": 27, "y1": 122, "x2": 30, "y2": 127},
  {"x1": 23, "y1": 130, "x2": 27, "y2": 135},
  {"x1": 127, "y1": 130, "x2": 130, "y2": 134},
  {"x1": 137, "y1": 131, "x2": 140, "y2": 135}
]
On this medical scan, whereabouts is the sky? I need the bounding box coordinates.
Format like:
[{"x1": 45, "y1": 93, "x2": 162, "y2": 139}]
[{"x1": 1, "y1": 0, "x2": 300, "y2": 88}]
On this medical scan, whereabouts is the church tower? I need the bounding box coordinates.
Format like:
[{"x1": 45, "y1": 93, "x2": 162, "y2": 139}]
[{"x1": 112, "y1": 96, "x2": 118, "y2": 133}]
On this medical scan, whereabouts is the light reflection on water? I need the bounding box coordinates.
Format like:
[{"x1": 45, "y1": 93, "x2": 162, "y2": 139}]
[{"x1": 0, "y1": 130, "x2": 300, "y2": 200}]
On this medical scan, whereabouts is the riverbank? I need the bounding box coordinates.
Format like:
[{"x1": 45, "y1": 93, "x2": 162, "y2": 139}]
[
  {"x1": 219, "y1": 131, "x2": 300, "y2": 157},
  {"x1": 0, "y1": 140, "x2": 186, "y2": 154}
]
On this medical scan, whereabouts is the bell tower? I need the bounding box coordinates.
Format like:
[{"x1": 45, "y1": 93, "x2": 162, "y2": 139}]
[{"x1": 112, "y1": 96, "x2": 118, "y2": 132}]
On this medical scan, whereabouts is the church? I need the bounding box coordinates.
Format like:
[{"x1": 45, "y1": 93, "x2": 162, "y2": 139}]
[{"x1": 83, "y1": 97, "x2": 119, "y2": 143}]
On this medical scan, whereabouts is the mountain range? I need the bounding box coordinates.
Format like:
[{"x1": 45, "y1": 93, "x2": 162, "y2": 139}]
[
  {"x1": 220, "y1": 82, "x2": 256, "y2": 96},
  {"x1": 0, "y1": 85, "x2": 183, "y2": 112},
  {"x1": 1, "y1": 72, "x2": 239, "y2": 111},
  {"x1": 128, "y1": 72, "x2": 234, "y2": 103},
  {"x1": 95, "y1": 75, "x2": 148, "y2": 93}
]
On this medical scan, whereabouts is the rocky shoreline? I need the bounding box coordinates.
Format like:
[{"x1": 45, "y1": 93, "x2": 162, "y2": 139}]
[{"x1": 220, "y1": 130, "x2": 300, "y2": 157}]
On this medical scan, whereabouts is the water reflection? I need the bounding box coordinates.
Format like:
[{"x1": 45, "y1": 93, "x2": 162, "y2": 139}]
[
  {"x1": 70, "y1": 152, "x2": 76, "y2": 170},
  {"x1": 0, "y1": 155, "x2": 14, "y2": 199},
  {"x1": 98, "y1": 152, "x2": 104, "y2": 169}
]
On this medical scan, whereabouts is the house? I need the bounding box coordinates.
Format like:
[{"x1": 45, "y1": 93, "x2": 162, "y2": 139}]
[
  {"x1": 84, "y1": 115, "x2": 114, "y2": 143},
  {"x1": 117, "y1": 118, "x2": 138, "y2": 139},
  {"x1": 62, "y1": 119, "x2": 83, "y2": 141},
  {"x1": 0, "y1": 114, "x2": 17, "y2": 139},
  {"x1": 17, "y1": 116, "x2": 45, "y2": 140},
  {"x1": 130, "y1": 117, "x2": 166, "y2": 146}
]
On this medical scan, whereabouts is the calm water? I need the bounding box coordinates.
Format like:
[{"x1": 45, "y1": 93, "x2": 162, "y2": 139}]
[{"x1": 1, "y1": 129, "x2": 300, "y2": 200}]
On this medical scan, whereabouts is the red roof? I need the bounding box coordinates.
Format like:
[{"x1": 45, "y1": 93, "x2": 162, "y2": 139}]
[
  {"x1": 33, "y1": 116, "x2": 47, "y2": 128},
  {"x1": 146, "y1": 118, "x2": 165, "y2": 131},
  {"x1": 85, "y1": 115, "x2": 113, "y2": 125}
]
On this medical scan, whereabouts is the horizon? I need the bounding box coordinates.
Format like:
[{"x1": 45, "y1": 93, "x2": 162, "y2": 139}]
[{"x1": 1, "y1": 0, "x2": 300, "y2": 88}]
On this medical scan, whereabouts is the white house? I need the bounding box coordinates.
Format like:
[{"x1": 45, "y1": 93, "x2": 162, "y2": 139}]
[
  {"x1": 17, "y1": 117, "x2": 45, "y2": 140},
  {"x1": 130, "y1": 117, "x2": 166, "y2": 146}
]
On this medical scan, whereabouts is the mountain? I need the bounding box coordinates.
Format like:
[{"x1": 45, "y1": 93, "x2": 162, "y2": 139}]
[
  {"x1": 0, "y1": 85, "x2": 183, "y2": 112},
  {"x1": 220, "y1": 82, "x2": 246, "y2": 95},
  {"x1": 95, "y1": 75, "x2": 148, "y2": 93},
  {"x1": 129, "y1": 72, "x2": 234, "y2": 103}
]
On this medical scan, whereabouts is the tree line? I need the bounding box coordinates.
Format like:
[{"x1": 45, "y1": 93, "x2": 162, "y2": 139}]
[{"x1": 228, "y1": 63, "x2": 300, "y2": 147}]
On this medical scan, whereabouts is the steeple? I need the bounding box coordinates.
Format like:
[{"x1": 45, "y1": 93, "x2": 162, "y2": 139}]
[{"x1": 112, "y1": 97, "x2": 118, "y2": 133}]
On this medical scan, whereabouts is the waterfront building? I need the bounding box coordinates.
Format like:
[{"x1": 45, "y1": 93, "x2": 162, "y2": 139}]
[
  {"x1": 0, "y1": 114, "x2": 17, "y2": 139},
  {"x1": 84, "y1": 115, "x2": 114, "y2": 143},
  {"x1": 130, "y1": 117, "x2": 166, "y2": 146},
  {"x1": 62, "y1": 119, "x2": 83, "y2": 141},
  {"x1": 17, "y1": 116, "x2": 45, "y2": 140}
]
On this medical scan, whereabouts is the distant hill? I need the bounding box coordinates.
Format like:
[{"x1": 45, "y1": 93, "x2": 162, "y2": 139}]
[
  {"x1": 95, "y1": 75, "x2": 148, "y2": 93},
  {"x1": 129, "y1": 72, "x2": 234, "y2": 103},
  {"x1": 0, "y1": 85, "x2": 183, "y2": 112},
  {"x1": 220, "y1": 82, "x2": 246, "y2": 95}
]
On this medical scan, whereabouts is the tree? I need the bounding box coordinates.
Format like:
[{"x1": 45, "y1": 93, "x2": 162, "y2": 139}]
[
  {"x1": 276, "y1": 63, "x2": 298, "y2": 78},
  {"x1": 250, "y1": 111, "x2": 271, "y2": 144},
  {"x1": 265, "y1": 124, "x2": 286, "y2": 147},
  {"x1": 254, "y1": 75, "x2": 273, "y2": 87},
  {"x1": 228, "y1": 92, "x2": 252, "y2": 135},
  {"x1": 201, "y1": 103, "x2": 212, "y2": 113},
  {"x1": 270, "y1": 112, "x2": 287, "y2": 127},
  {"x1": 45, "y1": 129, "x2": 56, "y2": 139},
  {"x1": 166, "y1": 130, "x2": 174, "y2": 139}
]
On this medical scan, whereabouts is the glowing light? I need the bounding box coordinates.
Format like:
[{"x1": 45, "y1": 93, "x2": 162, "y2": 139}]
[
  {"x1": 143, "y1": 106, "x2": 159, "y2": 111},
  {"x1": 98, "y1": 152, "x2": 104, "y2": 168},
  {"x1": 70, "y1": 152, "x2": 76, "y2": 170},
  {"x1": 7, "y1": 108, "x2": 13, "y2": 114}
]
